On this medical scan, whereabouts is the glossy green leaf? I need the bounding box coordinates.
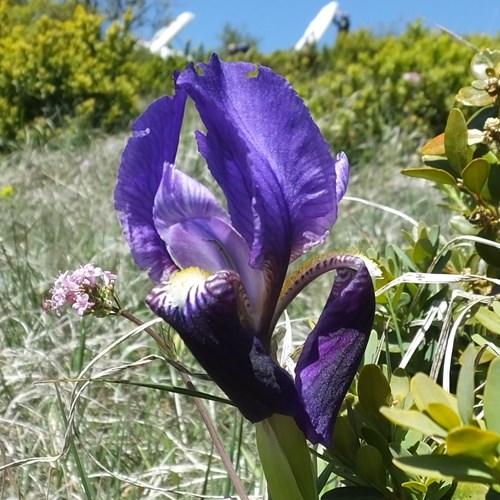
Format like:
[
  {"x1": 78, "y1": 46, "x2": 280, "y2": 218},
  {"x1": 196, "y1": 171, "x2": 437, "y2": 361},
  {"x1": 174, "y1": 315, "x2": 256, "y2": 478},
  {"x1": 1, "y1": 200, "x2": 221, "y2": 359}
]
[
  {"x1": 331, "y1": 415, "x2": 359, "y2": 463},
  {"x1": 484, "y1": 358, "x2": 500, "y2": 438},
  {"x1": 456, "y1": 86, "x2": 495, "y2": 107},
  {"x1": 462, "y1": 158, "x2": 491, "y2": 194},
  {"x1": 358, "y1": 364, "x2": 392, "y2": 414},
  {"x1": 354, "y1": 444, "x2": 387, "y2": 490},
  {"x1": 402, "y1": 481, "x2": 428, "y2": 494},
  {"x1": 411, "y1": 373, "x2": 459, "y2": 416},
  {"x1": 457, "y1": 344, "x2": 476, "y2": 426},
  {"x1": 380, "y1": 407, "x2": 447, "y2": 438},
  {"x1": 394, "y1": 455, "x2": 497, "y2": 484},
  {"x1": 422, "y1": 133, "x2": 445, "y2": 156},
  {"x1": 321, "y1": 486, "x2": 386, "y2": 499},
  {"x1": 467, "y1": 105, "x2": 499, "y2": 131},
  {"x1": 390, "y1": 368, "x2": 410, "y2": 406},
  {"x1": 487, "y1": 164, "x2": 500, "y2": 203},
  {"x1": 361, "y1": 426, "x2": 392, "y2": 464},
  {"x1": 444, "y1": 108, "x2": 468, "y2": 173},
  {"x1": 401, "y1": 167, "x2": 457, "y2": 186},
  {"x1": 447, "y1": 426, "x2": 500, "y2": 461},
  {"x1": 427, "y1": 402, "x2": 461, "y2": 430},
  {"x1": 470, "y1": 50, "x2": 500, "y2": 79},
  {"x1": 476, "y1": 306, "x2": 500, "y2": 335},
  {"x1": 255, "y1": 414, "x2": 317, "y2": 500},
  {"x1": 452, "y1": 482, "x2": 490, "y2": 499},
  {"x1": 475, "y1": 230, "x2": 500, "y2": 267}
]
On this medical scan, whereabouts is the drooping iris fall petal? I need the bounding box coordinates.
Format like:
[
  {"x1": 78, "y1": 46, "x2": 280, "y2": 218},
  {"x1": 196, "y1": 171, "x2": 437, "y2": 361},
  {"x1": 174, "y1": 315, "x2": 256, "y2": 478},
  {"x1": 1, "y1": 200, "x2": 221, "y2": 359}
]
[
  {"x1": 295, "y1": 257, "x2": 376, "y2": 446},
  {"x1": 146, "y1": 269, "x2": 302, "y2": 422}
]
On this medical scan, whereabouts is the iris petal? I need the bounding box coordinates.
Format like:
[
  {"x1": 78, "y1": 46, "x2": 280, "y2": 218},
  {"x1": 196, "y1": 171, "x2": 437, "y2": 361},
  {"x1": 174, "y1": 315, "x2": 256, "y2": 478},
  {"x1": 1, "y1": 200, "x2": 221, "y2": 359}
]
[
  {"x1": 115, "y1": 93, "x2": 187, "y2": 281},
  {"x1": 176, "y1": 55, "x2": 340, "y2": 272},
  {"x1": 153, "y1": 164, "x2": 266, "y2": 316},
  {"x1": 294, "y1": 258, "x2": 375, "y2": 446},
  {"x1": 146, "y1": 269, "x2": 301, "y2": 422}
]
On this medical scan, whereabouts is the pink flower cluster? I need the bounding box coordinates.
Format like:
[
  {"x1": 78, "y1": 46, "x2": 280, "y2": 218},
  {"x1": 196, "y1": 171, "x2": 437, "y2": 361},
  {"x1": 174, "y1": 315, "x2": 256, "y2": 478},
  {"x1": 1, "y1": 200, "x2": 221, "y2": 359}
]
[{"x1": 44, "y1": 264, "x2": 116, "y2": 316}]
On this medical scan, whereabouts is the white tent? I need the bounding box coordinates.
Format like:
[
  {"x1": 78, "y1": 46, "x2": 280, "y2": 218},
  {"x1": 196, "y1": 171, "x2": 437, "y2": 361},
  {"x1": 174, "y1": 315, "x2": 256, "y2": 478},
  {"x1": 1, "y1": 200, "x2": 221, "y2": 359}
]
[
  {"x1": 295, "y1": 2, "x2": 339, "y2": 51},
  {"x1": 143, "y1": 12, "x2": 195, "y2": 59}
]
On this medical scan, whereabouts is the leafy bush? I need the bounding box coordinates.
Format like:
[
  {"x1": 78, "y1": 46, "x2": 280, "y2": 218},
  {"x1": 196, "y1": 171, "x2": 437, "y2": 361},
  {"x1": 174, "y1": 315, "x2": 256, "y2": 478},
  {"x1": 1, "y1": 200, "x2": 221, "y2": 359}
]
[
  {"x1": 233, "y1": 22, "x2": 500, "y2": 164},
  {"x1": 0, "y1": 0, "x2": 140, "y2": 149}
]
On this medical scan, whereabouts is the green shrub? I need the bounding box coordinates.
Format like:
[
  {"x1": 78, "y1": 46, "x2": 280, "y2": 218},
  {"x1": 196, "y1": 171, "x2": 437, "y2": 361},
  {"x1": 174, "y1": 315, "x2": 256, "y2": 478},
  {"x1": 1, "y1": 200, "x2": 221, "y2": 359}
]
[
  {"x1": 236, "y1": 22, "x2": 500, "y2": 164},
  {"x1": 0, "y1": 0, "x2": 139, "y2": 149}
]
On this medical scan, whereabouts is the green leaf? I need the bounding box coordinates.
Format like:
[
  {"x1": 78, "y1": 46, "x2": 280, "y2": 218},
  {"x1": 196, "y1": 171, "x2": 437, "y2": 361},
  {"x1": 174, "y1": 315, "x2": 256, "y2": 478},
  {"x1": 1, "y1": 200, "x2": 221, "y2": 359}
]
[
  {"x1": 401, "y1": 167, "x2": 457, "y2": 186},
  {"x1": 484, "y1": 358, "x2": 500, "y2": 438},
  {"x1": 332, "y1": 415, "x2": 359, "y2": 463},
  {"x1": 255, "y1": 414, "x2": 317, "y2": 500},
  {"x1": 379, "y1": 407, "x2": 447, "y2": 438},
  {"x1": 447, "y1": 426, "x2": 500, "y2": 461},
  {"x1": 321, "y1": 486, "x2": 386, "y2": 499},
  {"x1": 390, "y1": 368, "x2": 410, "y2": 406},
  {"x1": 354, "y1": 444, "x2": 387, "y2": 490},
  {"x1": 462, "y1": 159, "x2": 491, "y2": 194},
  {"x1": 456, "y1": 86, "x2": 495, "y2": 107},
  {"x1": 452, "y1": 482, "x2": 490, "y2": 499},
  {"x1": 402, "y1": 481, "x2": 428, "y2": 494},
  {"x1": 422, "y1": 133, "x2": 445, "y2": 156},
  {"x1": 358, "y1": 365, "x2": 392, "y2": 414},
  {"x1": 470, "y1": 49, "x2": 500, "y2": 79},
  {"x1": 444, "y1": 108, "x2": 468, "y2": 173},
  {"x1": 361, "y1": 426, "x2": 392, "y2": 465},
  {"x1": 476, "y1": 306, "x2": 500, "y2": 335},
  {"x1": 487, "y1": 164, "x2": 500, "y2": 203},
  {"x1": 411, "y1": 373, "x2": 459, "y2": 416},
  {"x1": 427, "y1": 402, "x2": 461, "y2": 430},
  {"x1": 394, "y1": 455, "x2": 498, "y2": 484},
  {"x1": 457, "y1": 344, "x2": 476, "y2": 425}
]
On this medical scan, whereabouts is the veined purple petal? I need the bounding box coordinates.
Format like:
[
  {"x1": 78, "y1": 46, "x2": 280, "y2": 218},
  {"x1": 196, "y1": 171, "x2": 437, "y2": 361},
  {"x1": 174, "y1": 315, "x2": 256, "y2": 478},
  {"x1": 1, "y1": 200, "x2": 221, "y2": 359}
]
[
  {"x1": 176, "y1": 55, "x2": 341, "y2": 273},
  {"x1": 153, "y1": 164, "x2": 266, "y2": 318},
  {"x1": 334, "y1": 152, "x2": 350, "y2": 203},
  {"x1": 146, "y1": 269, "x2": 301, "y2": 421},
  {"x1": 114, "y1": 93, "x2": 187, "y2": 281},
  {"x1": 294, "y1": 258, "x2": 375, "y2": 447}
]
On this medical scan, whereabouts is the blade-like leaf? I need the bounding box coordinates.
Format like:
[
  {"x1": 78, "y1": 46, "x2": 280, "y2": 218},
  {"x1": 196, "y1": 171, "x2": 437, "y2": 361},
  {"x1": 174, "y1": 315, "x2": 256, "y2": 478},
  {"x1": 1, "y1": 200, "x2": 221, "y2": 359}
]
[
  {"x1": 484, "y1": 358, "x2": 500, "y2": 438},
  {"x1": 255, "y1": 414, "x2": 317, "y2": 500},
  {"x1": 456, "y1": 344, "x2": 476, "y2": 425},
  {"x1": 476, "y1": 306, "x2": 500, "y2": 335}
]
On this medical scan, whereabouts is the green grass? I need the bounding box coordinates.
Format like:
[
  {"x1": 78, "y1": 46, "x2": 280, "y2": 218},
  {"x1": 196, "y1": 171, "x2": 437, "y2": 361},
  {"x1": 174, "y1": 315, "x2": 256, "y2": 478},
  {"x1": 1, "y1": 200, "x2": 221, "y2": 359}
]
[{"x1": 0, "y1": 107, "x2": 445, "y2": 497}]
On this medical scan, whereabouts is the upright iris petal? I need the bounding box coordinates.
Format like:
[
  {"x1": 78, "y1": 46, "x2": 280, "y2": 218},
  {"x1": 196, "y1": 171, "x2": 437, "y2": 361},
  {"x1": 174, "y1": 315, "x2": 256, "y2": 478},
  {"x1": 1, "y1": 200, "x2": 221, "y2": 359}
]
[{"x1": 115, "y1": 55, "x2": 376, "y2": 447}]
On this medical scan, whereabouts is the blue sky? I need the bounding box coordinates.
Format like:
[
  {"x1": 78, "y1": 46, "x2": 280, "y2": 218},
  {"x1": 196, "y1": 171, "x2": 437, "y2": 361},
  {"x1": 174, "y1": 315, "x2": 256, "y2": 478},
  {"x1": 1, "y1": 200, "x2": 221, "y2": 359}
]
[{"x1": 155, "y1": 0, "x2": 500, "y2": 54}]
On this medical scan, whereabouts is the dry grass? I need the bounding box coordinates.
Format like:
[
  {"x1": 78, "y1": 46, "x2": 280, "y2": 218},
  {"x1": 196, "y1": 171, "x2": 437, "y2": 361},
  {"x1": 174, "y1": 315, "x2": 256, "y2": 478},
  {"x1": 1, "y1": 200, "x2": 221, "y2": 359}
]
[{"x1": 0, "y1": 111, "x2": 441, "y2": 498}]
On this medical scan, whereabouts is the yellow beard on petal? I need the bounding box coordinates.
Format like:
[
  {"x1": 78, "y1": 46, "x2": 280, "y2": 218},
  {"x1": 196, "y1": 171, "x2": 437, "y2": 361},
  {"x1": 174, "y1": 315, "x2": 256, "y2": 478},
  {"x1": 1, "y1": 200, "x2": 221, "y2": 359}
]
[{"x1": 166, "y1": 267, "x2": 212, "y2": 308}]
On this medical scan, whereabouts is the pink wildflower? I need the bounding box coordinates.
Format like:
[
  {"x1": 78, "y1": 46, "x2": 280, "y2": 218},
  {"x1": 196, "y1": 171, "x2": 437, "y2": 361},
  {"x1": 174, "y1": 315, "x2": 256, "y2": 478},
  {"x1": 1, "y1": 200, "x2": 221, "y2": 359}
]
[{"x1": 44, "y1": 264, "x2": 117, "y2": 316}]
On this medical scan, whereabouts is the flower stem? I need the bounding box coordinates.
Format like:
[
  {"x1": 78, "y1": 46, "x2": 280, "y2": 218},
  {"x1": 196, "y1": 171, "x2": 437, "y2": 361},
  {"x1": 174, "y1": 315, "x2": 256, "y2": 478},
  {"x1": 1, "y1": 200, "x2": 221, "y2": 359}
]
[{"x1": 119, "y1": 310, "x2": 249, "y2": 500}]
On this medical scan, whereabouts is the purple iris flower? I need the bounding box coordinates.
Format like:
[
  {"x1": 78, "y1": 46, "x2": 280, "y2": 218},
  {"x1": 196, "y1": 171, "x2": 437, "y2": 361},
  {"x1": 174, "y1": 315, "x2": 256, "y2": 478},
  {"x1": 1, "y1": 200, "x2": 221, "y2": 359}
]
[{"x1": 115, "y1": 55, "x2": 375, "y2": 447}]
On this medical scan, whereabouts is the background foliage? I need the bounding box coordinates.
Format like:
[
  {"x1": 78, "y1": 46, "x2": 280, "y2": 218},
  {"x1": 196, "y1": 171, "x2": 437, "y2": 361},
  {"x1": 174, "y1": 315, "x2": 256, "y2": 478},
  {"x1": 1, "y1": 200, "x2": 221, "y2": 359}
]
[{"x1": 2, "y1": 0, "x2": 500, "y2": 158}]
